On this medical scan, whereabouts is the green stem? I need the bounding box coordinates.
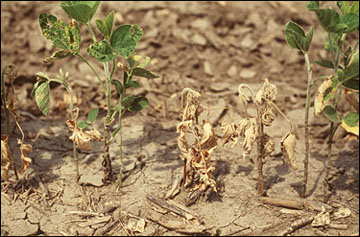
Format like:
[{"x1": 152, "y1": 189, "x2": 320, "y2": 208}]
[
  {"x1": 77, "y1": 53, "x2": 106, "y2": 92},
  {"x1": 68, "y1": 85, "x2": 80, "y2": 181},
  {"x1": 302, "y1": 52, "x2": 312, "y2": 198},
  {"x1": 104, "y1": 63, "x2": 112, "y2": 121},
  {"x1": 86, "y1": 23, "x2": 97, "y2": 43}
]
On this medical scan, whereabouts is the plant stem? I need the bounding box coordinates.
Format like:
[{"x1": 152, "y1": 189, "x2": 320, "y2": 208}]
[
  {"x1": 257, "y1": 120, "x2": 265, "y2": 196},
  {"x1": 302, "y1": 52, "x2": 312, "y2": 198},
  {"x1": 86, "y1": 23, "x2": 97, "y2": 43},
  {"x1": 77, "y1": 53, "x2": 106, "y2": 92},
  {"x1": 1, "y1": 65, "x2": 11, "y2": 136},
  {"x1": 102, "y1": 62, "x2": 113, "y2": 184},
  {"x1": 118, "y1": 99, "x2": 124, "y2": 187},
  {"x1": 68, "y1": 86, "x2": 80, "y2": 181}
]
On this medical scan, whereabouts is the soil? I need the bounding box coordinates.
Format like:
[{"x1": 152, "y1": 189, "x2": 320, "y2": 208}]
[{"x1": 1, "y1": 1, "x2": 359, "y2": 236}]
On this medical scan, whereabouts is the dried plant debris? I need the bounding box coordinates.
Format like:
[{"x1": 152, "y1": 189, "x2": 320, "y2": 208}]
[
  {"x1": 177, "y1": 88, "x2": 218, "y2": 194},
  {"x1": 66, "y1": 119, "x2": 102, "y2": 150},
  {"x1": 255, "y1": 78, "x2": 277, "y2": 126},
  {"x1": 314, "y1": 77, "x2": 334, "y2": 115},
  {"x1": 281, "y1": 132, "x2": 297, "y2": 170},
  {"x1": 1, "y1": 135, "x2": 12, "y2": 181},
  {"x1": 17, "y1": 139, "x2": 32, "y2": 174}
]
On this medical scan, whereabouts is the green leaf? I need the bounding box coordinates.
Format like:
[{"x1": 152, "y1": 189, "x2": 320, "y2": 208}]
[
  {"x1": 39, "y1": 13, "x2": 80, "y2": 53},
  {"x1": 342, "y1": 112, "x2": 359, "y2": 127},
  {"x1": 323, "y1": 105, "x2": 341, "y2": 123},
  {"x1": 35, "y1": 82, "x2": 50, "y2": 115},
  {"x1": 314, "y1": 59, "x2": 334, "y2": 68},
  {"x1": 324, "y1": 32, "x2": 341, "y2": 51},
  {"x1": 125, "y1": 80, "x2": 141, "y2": 88},
  {"x1": 339, "y1": 13, "x2": 359, "y2": 33},
  {"x1": 342, "y1": 78, "x2": 359, "y2": 91},
  {"x1": 95, "y1": 10, "x2": 114, "y2": 39},
  {"x1": 60, "y1": 1, "x2": 100, "y2": 24},
  {"x1": 110, "y1": 24, "x2": 143, "y2": 57},
  {"x1": 121, "y1": 94, "x2": 136, "y2": 109},
  {"x1": 307, "y1": 1, "x2": 319, "y2": 9},
  {"x1": 284, "y1": 21, "x2": 311, "y2": 53},
  {"x1": 128, "y1": 96, "x2": 149, "y2": 112},
  {"x1": 337, "y1": 1, "x2": 351, "y2": 14},
  {"x1": 350, "y1": 1, "x2": 359, "y2": 15},
  {"x1": 138, "y1": 56, "x2": 151, "y2": 68},
  {"x1": 309, "y1": 8, "x2": 341, "y2": 32},
  {"x1": 111, "y1": 79, "x2": 124, "y2": 95},
  {"x1": 87, "y1": 40, "x2": 116, "y2": 62},
  {"x1": 127, "y1": 57, "x2": 136, "y2": 69},
  {"x1": 342, "y1": 50, "x2": 359, "y2": 81},
  {"x1": 132, "y1": 67, "x2": 159, "y2": 79},
  {"x1": 87, "y1": 108, "x2": 99, "y2": 124},
  {"x1": 35, "y1": 72, "x2": 51, "y2": 81},
  {"x1": 78, "y1": 120, "x2": 88, "y2": 129}
]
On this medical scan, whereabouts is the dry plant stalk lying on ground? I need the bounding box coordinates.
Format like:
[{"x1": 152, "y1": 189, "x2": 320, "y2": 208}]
[
  {"x1": 221, "y1": 78, "x2": 296, "y2": 196},
  {"x1": 177, "y1": 88, "x2": 218, "y2": 193}
]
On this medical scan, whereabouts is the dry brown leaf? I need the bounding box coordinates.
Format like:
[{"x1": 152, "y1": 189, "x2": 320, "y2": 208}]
[
  {"x1": 261, "y1": 106, "x2": 276, "y2": 126},
  {"x1": 264, "y1": 135, "x2": 275, "y2": 157},
  {"x1": 281, "y1": 132, "x2": 296, "y2": 170},
  {"x1": 66, "y1": 119, "x2": 103, "y2": 150},
  {"x1": 312, "y1": 207, "x2": 331, "y2": 227},
  {"x1": 255, "y1": 78, "x2": 277, "y2": 105},
  {"x1": 127, "y1": 218, "x2": 146, "y2": 233},
  {"x1": 181, "y1": 88, "x2": 201, "y2": 122},
  {"x1": 200, "y1": 123, "x2": 217, "y2": 154},
  {"x1": 1, "y1": 135, "x2": 12, "y2": 181},
  {"x1": 242, "y1": 118, "x2": 258, "y2": 159},
  {"x1": 176, "y1": 120, "x2": 192, "y2": 156},
  {"x1": 17, "y1": 139, "x2": 32, "y2": 174},
  {"x1": 314, "y1": 78, "x2": 333, "y2": 115},
  {"x1": 220, "y1": 122, "x2": 239, "y2": 147}
]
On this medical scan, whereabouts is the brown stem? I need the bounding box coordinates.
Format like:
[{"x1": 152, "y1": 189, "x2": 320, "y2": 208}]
[
  {"x1": 102, "y1": 122, "x2": 113, "y2": 184},
  {"x1": 257, "y1": 121, "x2": 265, "y2": 196}
]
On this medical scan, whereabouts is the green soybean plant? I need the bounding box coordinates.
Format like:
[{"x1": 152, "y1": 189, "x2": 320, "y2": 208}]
[
  {"x1": 33, "y1": 1, "x2": 158, "y2": 186},
  {"x1": 285, "y1": 0, "x2": 359, "y2": 199}
]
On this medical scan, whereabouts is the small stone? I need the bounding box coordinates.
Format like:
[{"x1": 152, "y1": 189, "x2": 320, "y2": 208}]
[
  {"x1": 203, "y1": 61, "x2": 213, "y2": 76},
  {"x1": 191, "y1": 33, "x2": 207, "y2": 46},
  {"x1": 290, "y1": 95, "x2": 297, "y2": 104},
  {"x1": 191, "y1": 18, "x2": 212, "y2": 31},
  {"x1": 240, "y1": 69, "x2": 256, "y2": 79},
  {"x1": 227, "y1": 65, "x2": 238, "y2": 77},
  {"x1": 79, "y1": 173, "x2": 104, "y2": 187},
  {"x1": 240, "y1": 34, "x2": 256, "y2": 50},
  {"x1": 210, "y1": 82, "x2": 231, "y2": 92}
]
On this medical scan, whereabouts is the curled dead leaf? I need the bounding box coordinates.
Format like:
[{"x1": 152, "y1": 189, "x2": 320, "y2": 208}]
[
  {"x1": 314, "y1": 78, "x2": 333, "y2": 115},
  {"x1": 261, "y1": 106, "x2": 276, "y2": 126},
  {"x1": 66, "y1": 119, "x2": 103, "y2": 150},
  {"x1": 200, "y1": 123, "x2": 217, "y2": 154},
  {"x1": 176, "y1": 120, "x2": 192, "y2": 156},
  {"x1": 312, "y1": 207, "x2": 331, "y2": 227},
  {"x1": 255, "y1": 78, "x2": 277, "y2": 105},
  {"x1": 17, "y1": 139, "x2": 32, "y2": 174},
  {"x1": 281, "y1": 132, "x2": 296, "y2": 170},
  {"x1": 220, "y1": 122, "x2": 239, "y2": 147},
  {"x1": 1, "y1": 135, "x2": 12, "y2": 181},
  {"x1": 181, "y1": 88, "x2": 201, "y2": 122},
  {"x1": 242, "y1": 118, "x2": 258, "y2": 159},
  {"x1": 264, "y1": 135, "x2": 275, "y2": 157}
]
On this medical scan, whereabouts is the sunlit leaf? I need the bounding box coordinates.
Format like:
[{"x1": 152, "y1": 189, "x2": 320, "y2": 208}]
[
  {"x1": 35, "y1": 82, "x2": 50, "y2": 115},
  {"x1": 95, "y1": 10, "x2": 114, "y2": 39},
  {"x1": 110, "y1": 24, "x2": 143, "y2": 57},
  {"x1": 87, "y1": 40, "x2": 116, "y2": 62},
  {"x1": 60, "y1": 1, "x2": 100, "y2": 24},
  {"x1": 39, "y1": 13, "x2": 80, "y2": 53},
  {"x1": 341, "y1": 112, "x2": 359, "y2": 136}
]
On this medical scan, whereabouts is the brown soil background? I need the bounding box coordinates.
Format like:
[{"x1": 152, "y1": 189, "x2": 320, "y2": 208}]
[{"x1": 1, "y1": 1, "x2": 359, "y2": 236}]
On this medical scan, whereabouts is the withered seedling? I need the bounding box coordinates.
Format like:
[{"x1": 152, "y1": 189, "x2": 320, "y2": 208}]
[
  {"x1": 1, "y1": 64, "x2": 32, "y2": 183},
  {"x1": 175, "y1": 88, "x2": 218, "y2": 204},
  {"x1": 221, "y1": 79, "x2": 296, "y2": 196}
]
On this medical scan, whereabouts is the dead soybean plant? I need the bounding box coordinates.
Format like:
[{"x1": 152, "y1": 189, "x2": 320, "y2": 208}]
[
  {"x1": 176, "y1": 88, "x2": 218, "y2": 203},
  {"x1": 1, "y1": 64, "x2": 32, "y2": 183},
  {"x1": 221, "y1": 79, "x2": 296, "y2": 196}
]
